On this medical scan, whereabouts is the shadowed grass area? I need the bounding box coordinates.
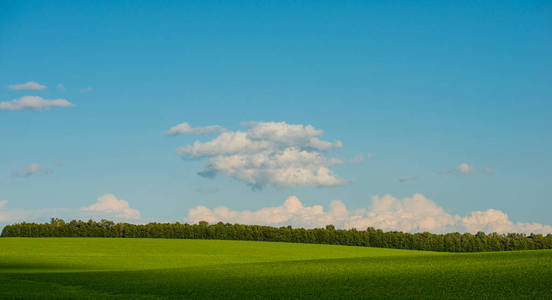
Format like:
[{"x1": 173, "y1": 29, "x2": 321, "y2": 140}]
[{"x1": 0, "y1": 238, "x2": 551, "y2": 299}]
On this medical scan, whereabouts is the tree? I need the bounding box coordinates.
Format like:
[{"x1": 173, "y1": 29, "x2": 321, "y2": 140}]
[{"x1": 2, "y1": 219, "x2": 550, "y2": 253}]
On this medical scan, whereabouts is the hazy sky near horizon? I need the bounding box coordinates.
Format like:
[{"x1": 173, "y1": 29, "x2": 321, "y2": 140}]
[{"x1": 1, "y1": 1, "x2": 551, "y2": 233}]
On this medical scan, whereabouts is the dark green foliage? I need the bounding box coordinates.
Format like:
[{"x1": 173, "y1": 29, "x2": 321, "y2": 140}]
[
  {"x1": 2, "y1": 218, "x2": 551, "y2": 252},
  {"x1": 2, "y1": 250, "x2": 551, "y2": 299}
]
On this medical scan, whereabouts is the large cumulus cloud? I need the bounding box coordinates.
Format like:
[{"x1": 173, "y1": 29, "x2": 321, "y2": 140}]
[{"x1": 173, "y1": 121, "x2": 345, "y2": 188}]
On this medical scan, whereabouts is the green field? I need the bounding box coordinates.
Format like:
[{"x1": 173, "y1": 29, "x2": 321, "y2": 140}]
[{"x1": 0, "y1": 238, "x2": 551, "y2": 299}]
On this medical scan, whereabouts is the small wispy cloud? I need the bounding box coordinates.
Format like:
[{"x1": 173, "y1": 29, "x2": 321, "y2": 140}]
[
  {"x1": 0, "y1": 96, "x2": 74, "y2": 111},
  {"x1": 52, "y1": 158, "x2": 64, "y2": 167},
  {"x1": 8, "y1": 81, "x2": 46, "y2": 91},
  {"x1": 483, "y1": 166, "x2": 495, "y2": 174},
  {"x1": 57, "y1": 84, "x2": 66, "y2": 92},
  {"x1": 166, "y1": 122, "x2": 227, "y2": 136},
  {"x1": 12, "y1": 163, "x2": 53, "y2": 177},
  {"x1": 456, "y1": 162, "x2": 476, "y2": 175},
  {"x1": 399, "y1": 176, "x2": 418, "y2": 183},
  {"x1": 439, "y1": 162, "x2": 485, "y2": 176},
  {"x1": 349, "y1": 154, "x2": 369, "y2": 163},
  {"x1": 80, "y1": 86, "x2": 93, "y2": 93}
]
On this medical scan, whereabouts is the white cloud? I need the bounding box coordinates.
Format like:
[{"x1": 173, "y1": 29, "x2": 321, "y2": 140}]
[
  {"x1": 187, "y1": 194, "x2": 552, "y2": 234},
  {"x1": 460, "y1": 209, "x2": 552, "y2": 234},
  {"x1": 439, "y1": 162, "x2": 484, "y2": 176},
  {"x1": 188, "y1": 196, "x2": 332, "y2": 227},
  {"x1": 2, "y1": 194, "x2": 550, "y2": 235},
  {"x1": 175, "y1": 121, "x2": 345, "y2": 188},
  {"x1": 0, "y1": 96, "x2": 74, "y2": 111},
  {"x1": 80, "y1": 86, "x2": 93, "y2": 93},
  {"x1": 12, "y1": 163, "x2": 53, "y2": 177},
  {"x1": 56, "y1": 84, "x2": 66, "y2": 92},
  {"x1": 81, "y1": 194, "x2": 140, "y2": 219},
  {"x1": 348, "y1": 194, "x2": 462, "y2": 233},
  {"x1": 8, "y1": 81, "x2": 46, "y2": 90},
  {"x1": 166, "y1": 122, "x2": 226, "y2": 136},
  {"x1": 456, "y1": 163, "x2": 476, "y2": 175},
  {"x1": 178, "y1": 131, "x2": 271, "y2": 158},
  {"x1": 243, "y1": 121, "x2": 342, "y2": 151}
]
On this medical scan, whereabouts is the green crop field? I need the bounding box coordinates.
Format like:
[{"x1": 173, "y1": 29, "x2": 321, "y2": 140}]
[{"x1": 0, "y1": 238, "x2": 551, "y2": 299}]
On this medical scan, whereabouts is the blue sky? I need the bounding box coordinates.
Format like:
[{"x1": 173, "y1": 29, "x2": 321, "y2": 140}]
[{"x1": 1, "y1": 1, "x2": 551, "y2": 233}]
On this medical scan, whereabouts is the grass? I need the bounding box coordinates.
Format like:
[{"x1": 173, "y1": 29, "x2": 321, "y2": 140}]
[{"x1": 0, "y1": 238, "x2": 551, "y2": 299}]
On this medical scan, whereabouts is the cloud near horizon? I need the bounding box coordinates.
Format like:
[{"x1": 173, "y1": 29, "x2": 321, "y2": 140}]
[
  {"x1": 0, "y1": 96, "x2": 74, "y2": 111},
  {"x1": 81, "y1": 194, "x2": 140, "y2": 219},
  {"x1": 175, "y1": 121, "x2": 345, "y2": 188},
  {"x1": 2, "y1": 193, "x2": 550, "y2": 235},
  {"x1": 8, "y1": 81, "x2": 46, "y2": 90},
  {"x1": 0, "y1": 194, "x2": 141, "y2": 225},
  {"x1": 187, "y1": 194, "x2": 552, "y2": 235},
  {"x1": 0, "y1": 200, "x2": 8, "y2": 222}
]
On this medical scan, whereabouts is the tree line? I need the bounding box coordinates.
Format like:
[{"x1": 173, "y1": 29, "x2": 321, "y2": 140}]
[{"x1": 2, "y1": 218, "x2": 551, "y2": 252}]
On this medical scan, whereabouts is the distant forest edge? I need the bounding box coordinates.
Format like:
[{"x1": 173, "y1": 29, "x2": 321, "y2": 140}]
[{"x1": 2, "y1": 219, "x2": 552, "y2": 252}]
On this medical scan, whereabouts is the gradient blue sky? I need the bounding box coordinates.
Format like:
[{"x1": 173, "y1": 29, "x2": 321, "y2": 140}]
[{"x1": 1, "y1": 1, "x2": 551, "y2": 230}]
